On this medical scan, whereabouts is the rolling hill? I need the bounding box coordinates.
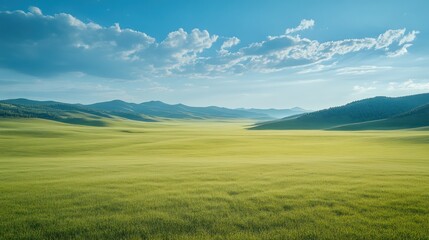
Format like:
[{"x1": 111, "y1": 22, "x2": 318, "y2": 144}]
[
  {"x1": 252, "y1": 93, "x2": 429, "y2": 130},
  {"x1": 0, "y1": 102, "x2": 111, "y2": 126},
  {"x1": 4, "y1": 93, "x2": 428, "y2": 130},
  {"x1": 88, "y1": 100, "x2": 274, "y2": 119},
  {"x1": 0, "y1": 98, "x2": 307, "y2": 125},
  {"x1": 331, "y1": 103, "x2": 429, "y2": 130}
]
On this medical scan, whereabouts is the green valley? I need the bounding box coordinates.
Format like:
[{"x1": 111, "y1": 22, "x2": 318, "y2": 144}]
[
  {"x1": 2, "y1": 2, "x2": 429, "y2": 239},
  {"x1": 1, "y1": 118, "x2": 428, "y2": 239}
]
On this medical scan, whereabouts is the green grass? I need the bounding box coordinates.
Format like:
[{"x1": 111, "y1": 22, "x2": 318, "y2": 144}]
[
  {"x1": 0, "y1": 118, "x2": 428, "y2": 239},
  {"x1": 331, "y1": 104, "x2": 429, "y2": 131}
]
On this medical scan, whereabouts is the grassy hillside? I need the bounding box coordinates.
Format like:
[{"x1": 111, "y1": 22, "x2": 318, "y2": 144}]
[
  {"x1": 0, "y1": 119, "x2": 428, "y2": 239},
  {"x1": 89, "y1": 100, "x2": 273, "y2": 119},
  {"x1": 253, "y1": 93, "x2": 429, "y2": 130},
  {"x1": 2, "y1": 98, "x2": 275, "y2": 121},
  {"x1": 0, "y1": 99, "x2": 158, "y2": 124},
  {"x1": 332, "y1": 104, "x2": 429, "y2": 130},
  {"x1": 0, "y1": 102, "x2": 111, "y2": 126}
]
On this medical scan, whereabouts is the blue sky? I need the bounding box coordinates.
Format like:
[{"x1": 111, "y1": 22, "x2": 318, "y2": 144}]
[{"x1": 0, "y1": 0, "x2": 428, "y2": 109}]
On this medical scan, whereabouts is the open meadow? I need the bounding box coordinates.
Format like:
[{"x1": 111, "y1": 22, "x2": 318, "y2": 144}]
[{"x1": 0, "y1": 119, "x2": 428, "y2": 239}]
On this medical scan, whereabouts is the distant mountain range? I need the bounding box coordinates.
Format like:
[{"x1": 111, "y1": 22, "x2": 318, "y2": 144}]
[
  {"x1": 252, "y1": 93, "x2": 429, "y2": 130},
  {"x1": 0, "y1": 98, "x2": 308, "y2": 126},
  {"x1": 2, "y1": 93, "x2": 428, "y2": 130}
]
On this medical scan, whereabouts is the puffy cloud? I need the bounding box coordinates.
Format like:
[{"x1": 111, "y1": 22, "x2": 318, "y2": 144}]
[
  {"x1": 142, "y1": 28, "x2": 218, "y2": 75},
  {"x1": 0, "y1": 8, "x2": 419, "y2": 79},
  {"x1": 161, "y1": 28, "x2": 217, "y2": 52},
  {"x1": 286, "y1": 19, "x2": 315, "y2": 34},
  {"x1": 0, "y1": 8, "x2": 217, "y2": 78},
  {"x1": 28, "y1": 6, "x2": 42, "y2": 15}
]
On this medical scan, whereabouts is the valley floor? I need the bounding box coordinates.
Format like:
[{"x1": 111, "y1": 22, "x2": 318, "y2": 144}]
[{"x1": 0, "y1": 119, "x2": 428, "y2": 239}]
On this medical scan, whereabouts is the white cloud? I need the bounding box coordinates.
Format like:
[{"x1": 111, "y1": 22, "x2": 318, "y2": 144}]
[
  {"x1": 212, "y1": 26, "x2": 416, "y2": 74},
  {"x1": 353, "y1": 85, "x2": 376, "y2": 93},
  {"x1": 286, "y1": 19, "x2": 315, "y2": 34},
  {"x1": 28, "y1": 6, "x2": 42, "y2": 15},
  {"x1": 151, "y1": 28, "x2": 218, "y2": 74},
  {"x1": 0, "y1": 8, "x2": 419, "y2": 79},
  {"x1": 0, "y1": 8, "x2": 217, "y2": 78},
  {"x1": 220, "y1": 37, "x2": 240, "y2": 55},
  {"x1": 388, "y1": 44, "x2": 412, "y2": 57},
  {"x1": 399, "y1": 30, "x2": 419, "y2": 45},
  {"x1": 297, "y1": 62, "x2": 337, "y2": 74},
  {"x1": 336, "y1": 65, "x2": 392, "y2": 75},
  {"x1": 388, "y1": 80, "x2": 429, "y2": 91},
  {"x1": 375, "y1": 29, "x2": 405, "y2": 49}
]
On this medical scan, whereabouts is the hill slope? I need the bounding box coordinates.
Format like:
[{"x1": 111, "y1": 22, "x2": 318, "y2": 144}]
[
  {"x1": 89, "y1": 100, "x2": 275, "y2": 119},
  {"x1": 0, "y1": 101, "x2": 111, "y2": 126},
  {"x1": 332, "y1": 104, "x2": 429, "y2": 130},
  {"x1": 252, "y1": 93, "x2": 429, "y2": 130},
  {"x1": 1, "y1": 99, "x2": 306, "y2": 125}
]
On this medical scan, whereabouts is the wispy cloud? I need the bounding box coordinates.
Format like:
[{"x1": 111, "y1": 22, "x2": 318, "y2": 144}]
[
  {"x1": 0, "y1": 7, "x2": 419, "y2": 79},
  {"x1": 387, "y1": 44, "x2": 413, "y2": 57},
  {"x1": 297, "y1": 62, "x2": 338, "y2": 74},
  {"x1": 336, "y1": 66, "x2": 392, "y2": 75},
  {"x1": 375, "y1": 29, "x2": 406, "y2": 49},
  {"x1": 219, "y1": 37, "x2": 240, "y2": 55},
  {"x1": 399, "y1": 30, "x2": 419, "y2": 45},
  {"x1": 353, "y1": 85, "x2": 376, "y2": 93},
  {"x1": 388, "y1": 79, "x2": 429, "y2": 91},
  {"x1": 213, "y1": 27, "x2": 416, "y2": 75},
  {"x1": 285, "y1": 19, "x2": 315, "y2": 34}
]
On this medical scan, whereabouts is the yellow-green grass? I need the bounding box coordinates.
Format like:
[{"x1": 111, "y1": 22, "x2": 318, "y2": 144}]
[{"x1": 0, "y1": 118, "x2": 428, "y2": 239}]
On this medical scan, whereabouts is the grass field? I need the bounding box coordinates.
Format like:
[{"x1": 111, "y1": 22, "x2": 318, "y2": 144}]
[{"x1": 0, "y1": 119, "x2": 428, "y2": 239}]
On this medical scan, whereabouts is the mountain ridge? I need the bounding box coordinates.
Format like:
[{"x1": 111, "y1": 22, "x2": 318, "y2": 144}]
[
  {"x1": 3, "y1": 93, "x2": 428, "y2": 130},
  {"x1": 0, "y1": 98, "x2": 309, "y2": 126}
]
